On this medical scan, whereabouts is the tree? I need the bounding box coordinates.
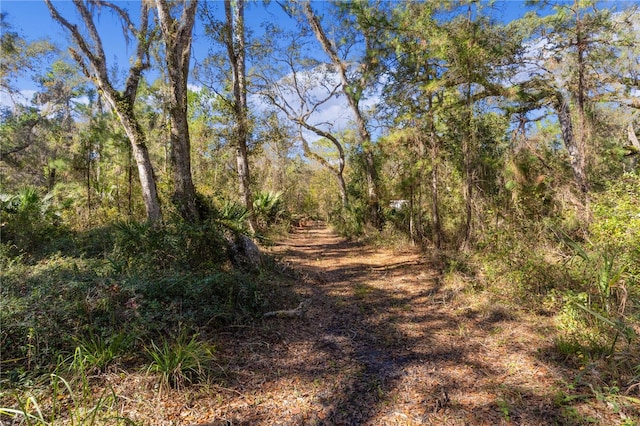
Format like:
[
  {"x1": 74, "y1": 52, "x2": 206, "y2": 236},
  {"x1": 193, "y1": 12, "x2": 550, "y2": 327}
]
[
  {"x1": 382, "y1": 2, "x2": 443, "y2": 247},
  {"x1": 252, "y1": 112, "x2": 297, "y2": 196},
  {"x1": 45, "y1": 0, "x2": 162, "y2": 223},
  {"x1": 255, "y1": 36, "x2": 349, "y2": 209},
  {"x1": 200, "y1": 0, "x2": 257, "y2": 231},
  {"x1": 384, "y1": 1, "x2": 519, "y2": 249},
  {"x1": 0, "y1": 12, "x2": 54, "y2": 101},
  {"x1": 300, "y1": 1, "x2": 383, "y2": 227},
  {"x1": 224, "y1": 0, "x2": 257, "y2": 232},
  {"x1": 33, "y1": 60, "x2": 87, "y2": 193},
  {"x1": 0, "y1": 12, "x2": 55, "y2": 185},
  {"x1": 514, "y1": 0, "x2": 636, "y2": 204},
  {"x1": 154, "y1": 0, "x2": 199, "y2": 222}
]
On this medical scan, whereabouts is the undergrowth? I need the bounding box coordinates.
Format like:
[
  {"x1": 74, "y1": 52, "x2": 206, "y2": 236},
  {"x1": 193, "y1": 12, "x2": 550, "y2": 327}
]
[
  {"x1": 464, "y1": 173, "x2": 640, "y2": 420},
  {"x1": 0, "y1": 196, "x2": 294, "y2": 423}
]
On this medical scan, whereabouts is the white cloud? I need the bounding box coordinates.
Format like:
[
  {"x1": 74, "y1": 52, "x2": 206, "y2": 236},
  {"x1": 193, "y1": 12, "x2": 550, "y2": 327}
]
[
  {"x1": 0, "y1": 90, "x2": 37, "y2": 109},
  {"x1": 252, "y1": 63, "x2": 381, "y2": 143}
]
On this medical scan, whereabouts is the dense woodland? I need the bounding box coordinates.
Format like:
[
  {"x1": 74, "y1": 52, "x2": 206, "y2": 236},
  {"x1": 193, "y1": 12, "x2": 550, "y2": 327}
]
[{"x1": 1, "y1": 0, "x2": 640, "y2": 424}]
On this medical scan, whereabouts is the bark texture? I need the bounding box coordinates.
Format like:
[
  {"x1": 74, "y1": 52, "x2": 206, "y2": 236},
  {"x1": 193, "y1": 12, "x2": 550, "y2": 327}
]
[
  {"x1": 553, "y1": 90, "x2": 589, "y2": 196},
  {"x1": 155, "y1": 0, "x2": 199, "y2": 222}
]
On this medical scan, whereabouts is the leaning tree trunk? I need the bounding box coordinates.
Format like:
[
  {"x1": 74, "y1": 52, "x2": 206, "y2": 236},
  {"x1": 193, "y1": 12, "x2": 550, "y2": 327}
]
[
  {"x1": 45, "y1": 0, "x2": 162, "y2": 223},
  {"x1": 302, "y1": 2, "x2": 381, "y2": 228},
  {"x1": 108, "y1": 97, "x2": 162, "y2": 223}
]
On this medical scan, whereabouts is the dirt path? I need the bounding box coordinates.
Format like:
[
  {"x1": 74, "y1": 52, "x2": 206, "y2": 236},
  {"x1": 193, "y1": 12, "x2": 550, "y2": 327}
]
[
  {"x1": 120, "y1": 223, "x2": 625, "y2": 425},
  {"x1": 175, "y1": 223, "x2": 572, "y2": 426}
]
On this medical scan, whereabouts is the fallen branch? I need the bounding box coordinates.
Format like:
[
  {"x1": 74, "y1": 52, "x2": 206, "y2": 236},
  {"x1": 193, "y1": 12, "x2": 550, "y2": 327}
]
[{"x1": 263, "y1": 301, "x2": 308, "y2": 319}]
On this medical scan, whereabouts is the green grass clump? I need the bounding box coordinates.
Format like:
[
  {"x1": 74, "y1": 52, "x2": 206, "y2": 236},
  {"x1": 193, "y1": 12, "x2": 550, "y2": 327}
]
[{"x1": 145, "y1": 331, "x2": 216, "y2": 390}]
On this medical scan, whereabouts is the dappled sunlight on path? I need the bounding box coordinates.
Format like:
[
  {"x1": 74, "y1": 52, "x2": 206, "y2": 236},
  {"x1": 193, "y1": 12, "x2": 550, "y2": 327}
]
[{"x1": 168, "y1": 224, "x2": 572, "y2": 425}]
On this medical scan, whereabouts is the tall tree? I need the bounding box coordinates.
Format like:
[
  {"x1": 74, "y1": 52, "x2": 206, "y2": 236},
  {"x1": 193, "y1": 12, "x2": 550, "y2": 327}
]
[
  {"x1": 300, "y1": 1, "x2": 382, "y2": 227},
  {"x1": 45, "y1": 0, "x2": 162, "y2": 223},
  {"x1": 516, "y1": 0, "x2": 632, "y2": 203},
  {"x1": 0, "y1": 12, "x2": 55, "y2": 182},
  {"x1": 201, "y1": 1, "x2": 257, "y2": 231},
  {"x1": 224, "y1": 0, "x2": 256, "y2": 232},
  {"x1": 383, "y1": 1, "x2": 520, "y2": 249},
  {"x1": 256, "y1": 36, "x2": 349, "y2": 209},
  {"x1": 383, "y1": 2, "x2": 444, "y2": 247},
  {"x1": 436, "y1": 4, "x2": 517, "y2": 250},
  {"x1": 33, "y1": 60, "x2": 87, "y2": 194},
  {"x1": 154, "y1": 0, "x2": 199, "y2": 221},
  {"x1": 0, "y1": 13, "x2": 54, "y2": 102}
]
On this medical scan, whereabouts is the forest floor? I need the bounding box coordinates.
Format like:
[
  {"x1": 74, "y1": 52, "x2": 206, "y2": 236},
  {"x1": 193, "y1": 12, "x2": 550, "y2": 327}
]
[{"x1": 108, "y1": 223, "x2": 633, "y2": 425}]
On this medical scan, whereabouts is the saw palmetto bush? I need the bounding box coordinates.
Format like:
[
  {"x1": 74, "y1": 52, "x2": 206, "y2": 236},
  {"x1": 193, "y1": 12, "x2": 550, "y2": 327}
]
[
  {"x1": 0, "y1": 186, "x2": 62, "y2": 256},
  {"x1": 546, "y1": 173, "x2": 640, "y2": 359},
  {"x1": 111, "y1": 218, "x2": 229, "y2": 272},
  {"x1": 253, "y1": 191, "x2": 287, "y2": 230}
]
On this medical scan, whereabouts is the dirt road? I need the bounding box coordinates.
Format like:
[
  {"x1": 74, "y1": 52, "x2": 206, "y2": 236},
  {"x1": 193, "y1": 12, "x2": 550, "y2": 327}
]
[
  {"x1": 101, "y1": 223, "x2": 635, "y2": 425},
  {"x1": 185, "y1": 223, "x2": 574, "y2": 425}
]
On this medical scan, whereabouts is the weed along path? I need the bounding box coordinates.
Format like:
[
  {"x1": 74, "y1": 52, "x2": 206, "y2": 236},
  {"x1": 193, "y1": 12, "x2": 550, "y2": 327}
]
[{"x1": 122, "y1": 224, "x2": 615, "y2": 425}]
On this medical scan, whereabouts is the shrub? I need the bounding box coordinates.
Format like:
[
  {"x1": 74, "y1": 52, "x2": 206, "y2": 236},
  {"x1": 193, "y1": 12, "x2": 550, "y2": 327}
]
[
  {"x1": 547, "y1": 174, "x2": 640, "y2": 357},
  {"x1": 330, "y1": 203, "x2": 365, "y2": 238},
  {"x1": 590, "y1": 172, "x2": 640, "y2": 283},
  {"x1": 0, "y1": 187, "x2": 62, "y2": 257},
  {"x1": 111, "y1": 218, "x2": 229, "y2": 272},
  {"x1": 253, "y1": 191, "x2": 287, "y2": 230}
]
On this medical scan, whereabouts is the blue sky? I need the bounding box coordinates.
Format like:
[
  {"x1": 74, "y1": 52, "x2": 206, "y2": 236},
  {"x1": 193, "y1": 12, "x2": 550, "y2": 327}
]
[
  {"x1": 2, "y1": 1, "x2": 635, "y2": 144},
  {"x1": 1, "y1": 1, "x2": 293, "y2": 89},
  {"x1": 0, "y1": 0, "x2": 541, "y2": 92},
  {"x1": 2, "y1": 0, "x2": 634, "y2": 117}
]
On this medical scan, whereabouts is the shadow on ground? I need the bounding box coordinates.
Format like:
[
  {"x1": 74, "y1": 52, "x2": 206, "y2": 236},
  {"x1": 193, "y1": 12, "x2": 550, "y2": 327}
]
[{"x1": 198, "y1": 224, "x2": 610, "y2": 425}]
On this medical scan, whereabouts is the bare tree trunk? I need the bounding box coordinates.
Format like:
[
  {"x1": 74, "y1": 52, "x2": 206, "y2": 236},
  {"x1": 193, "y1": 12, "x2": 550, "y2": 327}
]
[
  {"x1": 337, "y1": 173, "x2": 349, "y2": 210},
  {"x1": 47, "y1": 167, "x2": 56, "y2": 192},
  {"x1": 459, "y1": 82, "x2": 474, "y2": 252},
  {"x1": 155, "y1": 0, "x2": 199, "y2": 222},
  {"x1": 428, "y1": 96, "x2": 443, "y2": 249},
  {"x1": 128, "y1": 144, "x2": 133, "y2": 218},
  {"x1": 87, "y1": 153, "x2": 91, "y2": 210},
  {"x1": 225, "y1": 0, "x2": 256, "y2": 233},
  {"x1": 302, "y1": 2, "x2": 381, "y2": 228},
  {"x1": 110, "y1": 100, "x2": 162, "y2": 222},
  {"x1": 573, "y1": 13, "x2": 591, "y2": 209},
  {"x1": 363, "y1": 147, "x2": 380, "y2": 228},
  {"x1": 409, "y1": 181, "x2": 416, "y2": 245},
  {"x1": 45, "y1": 0, "x2": 162, "y2": 223}
]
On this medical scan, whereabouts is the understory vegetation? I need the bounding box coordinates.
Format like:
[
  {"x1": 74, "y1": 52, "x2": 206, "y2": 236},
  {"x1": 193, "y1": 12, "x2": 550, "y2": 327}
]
[{"x1": 0, "y1": 194, "x2": 294, "y2": 424}]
